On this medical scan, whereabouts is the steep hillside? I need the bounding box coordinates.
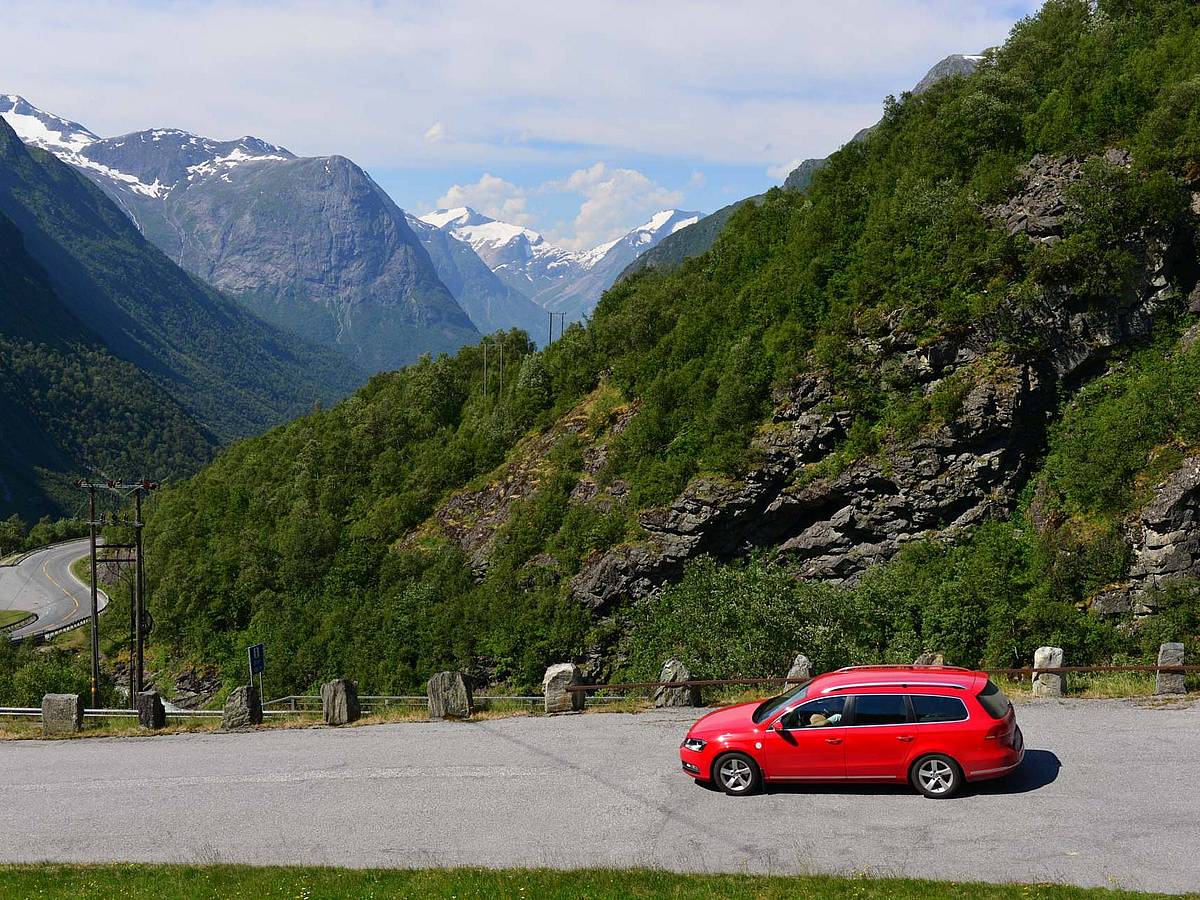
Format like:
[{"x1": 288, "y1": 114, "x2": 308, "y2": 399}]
[
  {"x1": 0, "y1": 115, "x2": 361, "y2": 441},
  {"x1": 0, "y1": 212, "x2": 213, "y2": 518},
  {"x1": 0, "y1": 99, "x2": 480, "y2": 372},
  {"x1": 627, "y1": 53, "x2": 982, "y2": 282},
  {"x1": 144, "y1": 0, "x2": 1200, "y2": 695}
]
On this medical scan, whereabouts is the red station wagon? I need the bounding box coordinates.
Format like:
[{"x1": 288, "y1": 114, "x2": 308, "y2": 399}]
[{"x1": 679, "y1": 666, "x2": 1023, "y2": 798}]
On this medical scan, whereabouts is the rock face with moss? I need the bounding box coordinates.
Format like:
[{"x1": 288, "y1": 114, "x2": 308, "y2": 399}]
[{"x1": 573, "y1": 150, "x2": 1189, "y2": 612}]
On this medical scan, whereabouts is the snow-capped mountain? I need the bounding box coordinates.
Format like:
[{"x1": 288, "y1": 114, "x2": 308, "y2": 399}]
[
  {"x1": 0, "y1": 94, "x2": 486, "y2": 373},
  {"x1": 420, "y1": 207, "x2": 702, "y2": 322}
]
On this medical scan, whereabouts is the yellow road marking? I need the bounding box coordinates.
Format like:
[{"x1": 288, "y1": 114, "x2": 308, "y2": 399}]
[{"x1": 41, "y1": 552, "x2": 81, "y2": 626}]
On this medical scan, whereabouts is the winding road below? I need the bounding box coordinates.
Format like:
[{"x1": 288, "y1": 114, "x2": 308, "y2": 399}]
[
  {"x1": 0, "y1": 539, "x2": 107, "y2": 640},
  {"x1": 2, "y1": 699, "x2": 1197, "y2": 891}
]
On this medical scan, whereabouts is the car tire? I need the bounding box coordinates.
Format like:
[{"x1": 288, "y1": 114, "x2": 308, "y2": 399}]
[
  {"x1": 910, "y1": 754, "x2": 963, "y2": 799},
  {"x1": 713, "y1": 752, "x2": 761, "y2": 796}
]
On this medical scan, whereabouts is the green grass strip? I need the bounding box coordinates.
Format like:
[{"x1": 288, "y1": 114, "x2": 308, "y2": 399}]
[{"x1": 0, "y1": 865, "x2": 1189, "y2": 899}]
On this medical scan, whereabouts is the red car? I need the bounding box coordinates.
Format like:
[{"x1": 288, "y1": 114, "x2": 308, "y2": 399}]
[{"x1": 680, "y1": 665, "x2": 1023, "y2": 798}]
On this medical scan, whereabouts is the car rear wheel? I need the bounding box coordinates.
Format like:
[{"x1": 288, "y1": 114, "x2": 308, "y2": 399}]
[
  {"x1": 910, "y1": 754, "x2": 963, "y2": 799},
  {"x1": 713, "y1": 752, "x2": 761, "y2": 796}
]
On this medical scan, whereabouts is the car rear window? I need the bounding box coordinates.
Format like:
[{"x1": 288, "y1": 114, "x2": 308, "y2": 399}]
[
  {"x1": 977, "y1": 680, "x2": 1012, "y2": 719},
  {"x1": 911, "y1": 694, "x2": 969, "y2": 723},
  {"x1": 850, "y1": 694, "x2": 909, "y2": 726}
]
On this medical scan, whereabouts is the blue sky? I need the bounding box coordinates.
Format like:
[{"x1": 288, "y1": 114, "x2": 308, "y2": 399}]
[{"x1": 5, "y1": 0, "x2": 1041, "y2": 248}]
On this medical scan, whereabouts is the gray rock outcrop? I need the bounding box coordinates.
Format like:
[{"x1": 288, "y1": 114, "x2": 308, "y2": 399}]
[
  {"x1": 321, "y1": 679, "x2": 361, "y2": 725},
  {"x1": 654, "y1": 658, "x2": 701, "y2": 708},
  {"x1": 427, "y1": 672, "x2": 473, "y2": 720},
  {"x1": 221, "y1": 685, "x2": 262, "y2": 730},
  {"x1": 572, "y1": 149, "x2": 1187, "y2": 615},
  {"x1": 787, "y1": 654, "x2": 812, "y2": 682},
  {"x1": 1155, "y1": 643, "x2": 1186, "y2": 695},
  {"x1": 914, "y1": 652, "x2": 946, "y2": 666},
  {"x1": 42, "y1": 693, "x2": 83, "y2": 735},
  {"x1": 542, "y1": 663, "x2": 584, "y2": 713},
  {"x1": 1032, "y1": 646, "x2": 1065, "y2": 698},
  {"x1": 1087, "y1": 455, "x2": 1200, "y2": 615},
  {"x1": 135, "y1": 690, "x2": 166, "y2": 730}
]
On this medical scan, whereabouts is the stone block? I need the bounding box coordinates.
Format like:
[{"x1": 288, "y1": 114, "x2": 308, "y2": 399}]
[
  {"x1": 1156, "y1": 642, "x2": 1186, "y2": 696},
  {"x1": 786, "y1": 654, "x2": 812, "y2": 682},
  {"x1": 542, "y1": 663, "x2": 583, "y2": 713},
  {"x1": 42, "y1": 693, "x2": 83, "y2": 735},
  {"x1": 1032, "y1": 646, "x2": 1064, "y2": 697},
  {"x1": 427, "y1": 672, "x2": 473, "y2": 720},
  {"x1": 221, "y1": 685, "x2": 262, "y2": 729},
  {"x1": 654, "y1": 658, "x2": 701, "y2": 708},
  {"x1": 135, "y1": 690, "x2": 166, "y2": 729},
  {"x1": 321, "y1": 679, "x2": 361, "y2": 725}
]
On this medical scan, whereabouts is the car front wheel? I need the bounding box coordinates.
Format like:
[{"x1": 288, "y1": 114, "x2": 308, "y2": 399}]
[
  {"x1": 911, "y1": 754, "x2": 963, "y2": 799},
  {"x1": 713, "y1": 752, "x2": 761, "y2": 796}
]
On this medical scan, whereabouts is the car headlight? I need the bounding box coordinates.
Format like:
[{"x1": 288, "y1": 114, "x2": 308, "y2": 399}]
[{"x1": 682, "y1": 737, "x2": 707, "y2": 752}]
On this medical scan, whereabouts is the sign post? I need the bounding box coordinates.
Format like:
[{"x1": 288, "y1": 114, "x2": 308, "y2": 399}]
[{"x1": 247, "y1": 642, "x2": 265, "y2": 698}]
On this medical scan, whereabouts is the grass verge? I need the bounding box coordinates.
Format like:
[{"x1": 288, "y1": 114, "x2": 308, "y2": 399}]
[
  {"x1": 0, "y1": 609, "x2": 32, "y2": 629},
  {"x1": 0, "y1": 865, "x2": 1188, "y2": 900}
]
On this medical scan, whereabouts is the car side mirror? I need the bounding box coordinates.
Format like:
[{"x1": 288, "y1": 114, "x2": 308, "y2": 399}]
[{"x1": 771, "y1": 718, "x2": 785, "y2": 733}]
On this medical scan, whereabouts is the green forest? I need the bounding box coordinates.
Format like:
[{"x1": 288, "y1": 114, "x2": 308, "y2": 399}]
[{"x1": 140, "y1": 0, "x2": 1200, "y2": 697}]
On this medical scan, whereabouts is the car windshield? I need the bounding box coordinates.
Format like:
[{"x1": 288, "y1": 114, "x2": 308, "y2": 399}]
[{"x1": 752, "y1": 681, "x2": 810, "y2": 724}]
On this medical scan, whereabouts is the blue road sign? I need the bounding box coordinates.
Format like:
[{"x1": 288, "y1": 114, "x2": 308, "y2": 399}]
[{"x1": 248, "y1": 643, "x2": 265, "y2": 675}]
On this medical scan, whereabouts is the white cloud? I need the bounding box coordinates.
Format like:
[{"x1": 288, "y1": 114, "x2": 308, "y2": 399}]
[
  {"x1": 0, "y1": 0, "x2": 1038, "y2": 169},
  {"x1": 766, "y1": 157, "x2": 804, "y2": 180},
  {"x1": 435, "y1": 173, "x2": 532, "y2": 225},
  {"x1": 423, "y1": 121, "x2": 446, "y2": 143},
  {"x1": 544, "y1": 163, "x2": 684, "y2": 250},
  {"x1": 688, "y1": 170, "x2": 706, "y2": 188}
]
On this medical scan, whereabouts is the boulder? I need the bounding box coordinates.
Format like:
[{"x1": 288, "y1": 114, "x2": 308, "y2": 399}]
[
  {"x1": 1032, "y1": 646, "x2": 1065, "y2": 697},
  {"x1": 42, "y1": 693, "x2": 83, "y2": 736},
  {"x1": 221, "y1": 685, "x2": 262, "y2": 729},
  {"x1": 1155, "y1": 643, "x2": 1187, "y2": 696},
  {"x1": 427, "y1": 672, "x2": 473, "y2": 720},
  {"x1": 654, "y1": 658, "x2": 701, "y2": 708},
  {"x1": 914, "y1": 651, "x2": 945, "y2": 666},
  {"x1": 135, "y1": 690, "x2": 166, "y2": 730},
  {"x1": 786, "y1": 654, "x2": 812, "y2": 682},
  {"x1": 1127, "y1": 457, "x2": 1200, "y2": 598},
  {"x1": 542, "y1": 663, "x2": 584, "y2": 713},
  {"x1": 321, "y1": 679, "x2": 361, "y2": 725}
]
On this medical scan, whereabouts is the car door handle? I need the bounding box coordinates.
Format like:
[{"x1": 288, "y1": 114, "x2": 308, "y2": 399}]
[
  {"x1": 824, "y1": 738, "x2": 842, "y2": 745},
  {"x1": 897, "y1": 735, "x2": 914, "y2": 742}
]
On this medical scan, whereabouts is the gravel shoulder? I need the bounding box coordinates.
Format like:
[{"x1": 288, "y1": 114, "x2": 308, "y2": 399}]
[{"x1": 3, "y1": 698, "x2": 1197, "y2": 893}]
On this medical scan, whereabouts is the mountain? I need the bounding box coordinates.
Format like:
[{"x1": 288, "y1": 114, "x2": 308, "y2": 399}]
[
  {"x1": 141, "y1": 0, "x2": 1200, "y2": 697},
  {"x1": 0, "y1": 113, "x2": 359, "y2": 446},
  {"x1": 403, "y1": 213, "x2": 549, "y2": 339},
  {"x1": 0, "y1": 209, "x2": 215, "y2": 518},
  {"x1": 0, "y1": 95, "x2": 479, "y2": 373},
  {"x1": 622, "y1": 53, "x2": 984, "y2": 283},
  {"x1": 420, "y1": 207, "x2": 702, "y2": 322}
]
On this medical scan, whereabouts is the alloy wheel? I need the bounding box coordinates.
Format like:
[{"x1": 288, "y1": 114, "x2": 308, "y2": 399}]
[
  {"x1": 917, "y1": 758, "x2": 955, "y2": 795},
  {"x1": 719, "y1": 757, "x2": 754, "y2": 793}
]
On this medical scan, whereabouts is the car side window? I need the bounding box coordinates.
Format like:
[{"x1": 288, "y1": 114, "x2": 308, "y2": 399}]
[
  {"x1": 910, "y1": 695, "x2": 968, "y2": 723},
  {"x1": 848, "y1": 694, "x2": 909, "y2": 726},
  {"x1": 781, "y1": 696, "x2": 846, "y2": 729}
]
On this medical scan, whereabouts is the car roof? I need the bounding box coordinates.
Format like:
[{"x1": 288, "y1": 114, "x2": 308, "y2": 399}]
[{"x1": 808, "y1": 666, "x2": 985, "y2": 696}]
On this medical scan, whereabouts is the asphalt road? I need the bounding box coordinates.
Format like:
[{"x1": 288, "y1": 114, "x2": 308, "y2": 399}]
[
  {"x1": 3, "y1": 698, "x2": 1198, "y2": 891},
  {"x1": 0, "y1": 539, "x2": 106, "y2": 640}
]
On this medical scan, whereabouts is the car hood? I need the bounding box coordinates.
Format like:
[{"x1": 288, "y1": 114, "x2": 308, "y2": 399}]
[{"x1": 687, "y1": 701, "x2": 760, "y2": 737}]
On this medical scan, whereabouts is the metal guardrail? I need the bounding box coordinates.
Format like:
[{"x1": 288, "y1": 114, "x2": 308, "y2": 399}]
[
  {"x1": 0, "y1": 613, "x2": 37, "y2": 635},
  {"x1": 566, "y1": 665, "x2": 1200, "y2": 693}
]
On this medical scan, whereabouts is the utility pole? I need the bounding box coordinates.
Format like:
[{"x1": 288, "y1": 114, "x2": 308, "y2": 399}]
[
  {"x1": 547, "y1": 311, "x2": 553, "y2": 346},
  {"x1": 76, "y1": 482, "x2": 101, "y2": 708},
  {"x1": 133, "y1": 485, "x2": 146, "y2": 696},
  {"x1": 77, "y1": 479, "x2": 156, "y2": 703},
  {"x1": 482, "y1": 339, "x2": 489, "y2": 398}
]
